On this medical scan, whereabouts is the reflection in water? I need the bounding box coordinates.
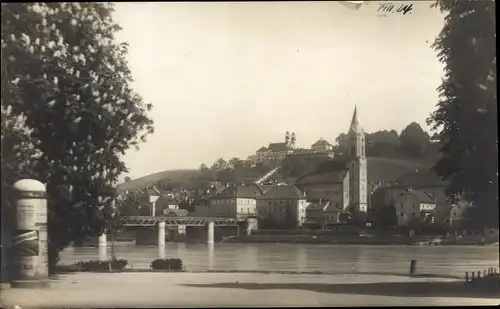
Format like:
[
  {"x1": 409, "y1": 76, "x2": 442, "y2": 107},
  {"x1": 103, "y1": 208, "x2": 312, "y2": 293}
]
[
  {"x1": 98, "y1": 245, "x2": 107, "y2": 261},
  {"x1": 176, "y1": 242, "x2": 186, "y2": 259},
  {"x1": 61, "y1": 243, "x2": 499, "y2": 277},
  {"x1": 208, "y1": 244, "x2": 215, "y2": 271},
  {"x1": 296, "y1": 245, "x2": 307, "y2": 272},
  {"x1": 158, "y1": 245, "x2": 166, "y2": 259}
]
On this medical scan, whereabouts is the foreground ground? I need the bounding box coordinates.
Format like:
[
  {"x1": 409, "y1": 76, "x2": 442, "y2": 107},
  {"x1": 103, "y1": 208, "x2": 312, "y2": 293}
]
[{"x1": 1, "y1": 272, "x2": 499, "y2": 307}]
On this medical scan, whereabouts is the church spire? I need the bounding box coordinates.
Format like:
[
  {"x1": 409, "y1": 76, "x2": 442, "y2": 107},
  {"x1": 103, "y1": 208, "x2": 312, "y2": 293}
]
[{"x1": 349, "y1": 105, "x2": 361, "y2": 133}]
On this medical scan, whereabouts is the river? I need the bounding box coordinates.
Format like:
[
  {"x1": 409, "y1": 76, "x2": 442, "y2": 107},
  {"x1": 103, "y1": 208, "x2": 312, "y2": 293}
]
[{"x1": 60, "y1": 243, "x2": 499, "y2": 278}]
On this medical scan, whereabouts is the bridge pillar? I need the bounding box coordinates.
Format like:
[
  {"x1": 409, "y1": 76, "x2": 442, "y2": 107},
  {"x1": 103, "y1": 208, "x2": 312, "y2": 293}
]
[
  {"x1": 158, "y1": 221, "x2": 166, "y2": 247},
  {"x1": 207, "y1": 221, "x2": 214, "y2": 245},
  {"x1": 98, "y1": 233, "x2": 107, "y2": 261}
]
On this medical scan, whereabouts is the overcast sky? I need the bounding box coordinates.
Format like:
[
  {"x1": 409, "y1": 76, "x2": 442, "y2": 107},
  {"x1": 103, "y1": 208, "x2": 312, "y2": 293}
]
[{"x1": 112, "y1": 1, "x2": 445, "y2": 180}]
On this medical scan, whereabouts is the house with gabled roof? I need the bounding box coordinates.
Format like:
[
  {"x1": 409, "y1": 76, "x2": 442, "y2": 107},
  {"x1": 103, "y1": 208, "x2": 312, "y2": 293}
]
[
  {"x1": 209, "y1": 184, "x2": 263, "y2": 219},
  {"x1": 295, "y1": 160, "x2": 351, "y2": 211},
  {"x1": 311, "y1": 138, "x2": 334, "y2": 153},
  {"x1": 256, "y1": 185, "x2": 308, "y2": 229},
  {"x1": 394, "y1": 188, "x2": 437, "y2": 227},
  {"x1": 304, "y1": 200, "x2": 348, "y2": 229}
]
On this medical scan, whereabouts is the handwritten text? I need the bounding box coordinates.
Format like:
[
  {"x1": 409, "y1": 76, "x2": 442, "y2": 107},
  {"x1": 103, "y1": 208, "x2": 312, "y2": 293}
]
[{"x1": 378, "y1": 3, "x2": 413, "y2": 15}]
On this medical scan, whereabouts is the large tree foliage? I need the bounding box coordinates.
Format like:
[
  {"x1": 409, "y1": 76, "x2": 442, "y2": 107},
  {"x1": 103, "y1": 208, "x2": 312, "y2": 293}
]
[
  {"x1": 334, "y1": 125, "x2": 433, "y2": 160},
  {"x1": 428, "y1": 0, "x2": 497, "y2": 228},
  {"x1": 1, "y1": 3, "x2": 154, "y2": 271},
  {"x1": 399, "y1": 122, "x2": 430, "y2": 158}
]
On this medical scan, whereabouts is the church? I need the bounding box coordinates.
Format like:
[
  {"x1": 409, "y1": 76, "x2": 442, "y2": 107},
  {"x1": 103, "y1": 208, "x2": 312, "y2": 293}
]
[{"x1": 295, "y1": 106, "x2": 368, "y2": 213}]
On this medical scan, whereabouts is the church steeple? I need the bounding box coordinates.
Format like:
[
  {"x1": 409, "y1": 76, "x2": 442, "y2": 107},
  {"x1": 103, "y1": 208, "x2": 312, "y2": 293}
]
[
  {"x1": 349, "y1": 105, "x2": 361, "y2": 134},
  {"x1": 347, "y1": 105, "x2": 368, "y2": 213}
]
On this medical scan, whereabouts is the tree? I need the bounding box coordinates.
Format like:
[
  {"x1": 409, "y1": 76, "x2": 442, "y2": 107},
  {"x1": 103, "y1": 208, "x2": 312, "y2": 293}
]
[
  {"x1": 124, "y1": 176, "x2": 132, "y2": 182},
  {"x1": 1, "y1": 3, "x2": 154, "y2": 272},
  {"x1": 229, "y1": 157, "x2": 243, "y2": 169},
  {"x1": 366, "y1": 130, "x2": 401, "y2": 158},
  {"x1": 211, "y1": 158, "x2": 227, "y2": 170},
  {"x1": 334, "y1": 133, "x2": 350, "y2": 157},
  {"x1": 399, "y1": 122, "x2": 430, "y2": 158},
  {"x1": 428, "y1": 0, "x2": 497, "y2": 228}
]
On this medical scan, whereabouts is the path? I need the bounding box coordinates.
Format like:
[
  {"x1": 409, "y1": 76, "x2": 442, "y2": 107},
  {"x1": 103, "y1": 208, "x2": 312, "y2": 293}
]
[{"x1": 1, "y1": 273, "x2": 498, "y2": 307}]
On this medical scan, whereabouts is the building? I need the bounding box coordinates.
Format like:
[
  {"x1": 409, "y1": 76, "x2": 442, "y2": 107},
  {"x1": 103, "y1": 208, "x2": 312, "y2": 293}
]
[
  {"x1": 394, "y1": 189, "x2": 436, "y2": 227},
  {"x1": 254, "y1": 131, "x2": 296, "y2": 162},
  {"x1": 295, "y1": 165, "x2": 350, "y2": 210},
  {"x1": 256, "y1": 185, "x2": 308, "y2": 229},
  {"x1": 208, "y1": 184, "x2": 263, "y2": 219},
  {"x1": 304, "y1": 200, "x2": 345, "y2": 229},
  {"x1": 295, "y1": 106, "x2": 368, "y2": 214},
  {"x1": 311, "y1": 138, "x2": 334, "y2": 153},
  {"x1": 387, "y1": 170, "x2": 452, "y2": 226}
]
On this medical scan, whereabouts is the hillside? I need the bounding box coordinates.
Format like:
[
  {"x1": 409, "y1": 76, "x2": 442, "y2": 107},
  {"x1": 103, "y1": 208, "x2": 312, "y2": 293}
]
[
  {"x1": 118, "y1": 169, "x2": 200, "y2": 192},
  {"x1": 118, "y1": 157, "x2": 435, "y2": 193},
  {"x1": 366, "y1": 157, "x2": 433, "y2": 184}
]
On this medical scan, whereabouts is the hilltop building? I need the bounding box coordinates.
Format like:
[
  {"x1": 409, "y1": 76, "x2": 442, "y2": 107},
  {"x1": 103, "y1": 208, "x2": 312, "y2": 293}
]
[
  {"x1": 295, "y1": 106, "x2": 368, "y2": 213},
  {"x1": 254, "y1": 131, "x2": 335, "y2": 163}
]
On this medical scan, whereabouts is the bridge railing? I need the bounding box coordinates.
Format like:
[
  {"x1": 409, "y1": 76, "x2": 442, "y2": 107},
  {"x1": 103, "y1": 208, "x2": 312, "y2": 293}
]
[{"x1": 119, "y1": 216, "x2": 243, "y2": 227}]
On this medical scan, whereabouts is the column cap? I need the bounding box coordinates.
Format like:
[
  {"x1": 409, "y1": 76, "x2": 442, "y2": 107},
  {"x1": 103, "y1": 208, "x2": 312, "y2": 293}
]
[
  {"x1": 12, "y1": 179, "x2": 47, "y2": 198},
  {"x1": 13, "y1": 179, "x2": 46, "y2": 192}
]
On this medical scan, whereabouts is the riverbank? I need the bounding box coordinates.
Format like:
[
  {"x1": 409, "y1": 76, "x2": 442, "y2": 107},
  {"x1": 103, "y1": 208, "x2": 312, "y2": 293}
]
[
  {"x1": 51, "y1": 263, "x2": 463, "y2": 279},
  {"x1": 1, "y1": 272, "x2": 498, "y2": 307},
  {"x1": 222, "y1": 234, "x2": 500, "y2": 246}
]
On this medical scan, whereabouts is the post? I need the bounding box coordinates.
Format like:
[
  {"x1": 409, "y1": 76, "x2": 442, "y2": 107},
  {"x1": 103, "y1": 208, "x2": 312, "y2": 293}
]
[
  {"x1": 483, "y1": 270, "x2": 486, "y2": 277},
  {"x1": 158, "y1": 222, "x2": 165, "y2": 259},
  {"x1": 471, "y1": 272, "x2": 475, "y2": 281},
  {"x1": 98, "y1": 233, "x2": 107, "y2": 261},
  {"x1": 11, "y1": 179, "x2": 49, "y2": 288},
  {"x1": 409, "y1": 259, "x2": 417, "y2": 275},
  {"x1": 465, "y1": 272, "x2": 469, "y2": 282},
  {"x1": 207, "y1": 221, "x2": 214, "y2": 245}
]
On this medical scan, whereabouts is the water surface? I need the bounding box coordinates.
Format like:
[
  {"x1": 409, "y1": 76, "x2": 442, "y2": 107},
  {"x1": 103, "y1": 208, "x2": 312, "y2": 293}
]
[{"x1": 60, "y1": 243, "x2": 499, "y2": 277}]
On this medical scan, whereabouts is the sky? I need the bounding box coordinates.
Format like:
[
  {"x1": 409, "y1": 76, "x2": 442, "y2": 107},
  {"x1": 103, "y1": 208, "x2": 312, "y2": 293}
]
[{"x1": 111, "y1": 1, "x2": 446, "y2": 180}]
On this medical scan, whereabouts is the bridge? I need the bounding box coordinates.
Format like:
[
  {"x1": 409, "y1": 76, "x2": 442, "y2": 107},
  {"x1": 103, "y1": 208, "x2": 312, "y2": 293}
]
[
  {"x1": 110, "y1": 216, "x2": 255, "y2": 247},
  {"x1": 119, "y1": 216, "x2": 241, "y2": 227}
]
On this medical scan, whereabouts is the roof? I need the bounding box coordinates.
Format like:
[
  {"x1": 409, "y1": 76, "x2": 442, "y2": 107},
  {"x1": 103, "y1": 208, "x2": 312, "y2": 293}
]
[
  {"x1": 256, "y1": 146, "x2": 268, "y2": 153},
  {"x1": 312, "y1": 139, "x2": 332, "y2": 147},
  {"x1": 306, "y1": 201, "x2": 343, "y2": 212},
  {"x1": 295, "y1": 168, "x2": 348, "y2": 184},
  {"x1": 258, "y1": 185, "x2": 305, "y2": 199},
  {"x1": 215, "y1": 184, "x2": 263, "y2": 199},
  {"x1": 349, "y1": 105, "x2": 363, "y2": 134},
  {"x1": 268, "y1": 142, "x2": 288, "y2": 151},
  {"x1": 159, "y1": 196, "x2": 180, "y2": 205},
  {"x1": 406, "y1": 189, "x2": 436, "y2": 204},
  {"x1": 394, "y1": 170, "x2": 448, "y2": 187},
  {"x1": 141, "y1": 186, "x2": 163, "y2": 196}
]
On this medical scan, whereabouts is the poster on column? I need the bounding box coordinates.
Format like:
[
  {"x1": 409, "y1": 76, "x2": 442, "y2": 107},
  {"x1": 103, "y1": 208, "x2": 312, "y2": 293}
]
[{"x1": 12, "y1": 230, "x2": 40, "y2": 256}]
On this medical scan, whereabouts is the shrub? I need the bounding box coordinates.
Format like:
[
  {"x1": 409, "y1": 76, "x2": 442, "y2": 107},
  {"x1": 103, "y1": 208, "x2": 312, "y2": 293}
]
[
  {"x1": 150, "y1": 258, "x2": 184, "y2": 271},
  {"x1": 76, "y1": 259, "x2": 128, "y2": 272}
]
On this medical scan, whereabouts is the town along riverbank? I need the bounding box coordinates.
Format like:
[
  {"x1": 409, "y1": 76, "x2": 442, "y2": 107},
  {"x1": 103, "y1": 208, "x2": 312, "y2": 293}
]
[{"x1": 221, "y1": 233, "x2": 500, "y2": 246}]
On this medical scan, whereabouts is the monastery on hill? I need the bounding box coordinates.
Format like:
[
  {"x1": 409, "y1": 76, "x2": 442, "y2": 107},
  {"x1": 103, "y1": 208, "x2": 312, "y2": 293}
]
[{"x1": 253, "y1": 132, "x2": 335, "y2": 164}]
